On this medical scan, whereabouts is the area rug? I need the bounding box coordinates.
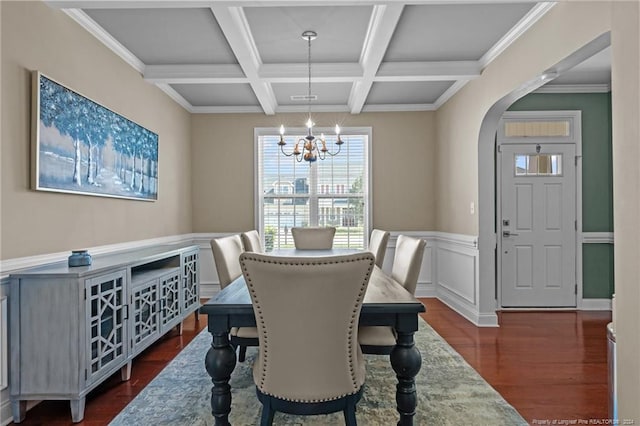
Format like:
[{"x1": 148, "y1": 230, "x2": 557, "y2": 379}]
[{"x1": 110, "y1": 318, "x2": 526, "y2": 425}]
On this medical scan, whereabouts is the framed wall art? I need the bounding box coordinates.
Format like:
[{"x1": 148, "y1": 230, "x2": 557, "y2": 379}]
[{"x1": 32, "y1": 71, "x2": 158, "y2": 201}]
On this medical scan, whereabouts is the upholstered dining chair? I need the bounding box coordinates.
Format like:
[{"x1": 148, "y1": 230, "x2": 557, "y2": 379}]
[
  {"x1": 241, "y1": 229, "x2": 264, "y2": 253},
  {"x1": 358, "y1": 235, "x2": 426, "y2": 355},
  {"x1": 239, "y1": 252, "x2": 375, "y2": 426},
  {"x1": 210, "y1": 234, "x2": 258, "y2": 361},
  {"x1": 290, "y1": 226, "x2": 336, "y2": 249},
  {"x1": 368, "y1": 229, "x2": 390, "y2": 268}
]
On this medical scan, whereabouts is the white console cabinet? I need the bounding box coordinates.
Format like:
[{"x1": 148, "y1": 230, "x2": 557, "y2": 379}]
[{"x1": 9, "y1": 243, "x2": 199, "y2": 423}]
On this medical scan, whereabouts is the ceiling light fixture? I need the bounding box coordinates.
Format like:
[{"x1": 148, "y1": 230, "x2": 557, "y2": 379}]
[{"x1": 278, "y1": 30, "x2": 343, "y2": 163}]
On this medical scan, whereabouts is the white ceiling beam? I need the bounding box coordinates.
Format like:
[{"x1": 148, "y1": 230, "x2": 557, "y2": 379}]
[
  {"x1": 348, "y1": 4, "x2": 404, "y2": 114},
  {"x1": 260, "y1": 63, "x2": 363, "y2": 83},
  {"x1": 144, "y1": 64, "x2": 247, "y2": 84},
  {"x1": 210, "y1": 6, "x2": 277, "y2": 115},
  {"x1": 376, "y1": 61, "x2": 481, "y2": 81},
  {"x1": 276, "y1": 104, "x2": 351, "y2": 113}
]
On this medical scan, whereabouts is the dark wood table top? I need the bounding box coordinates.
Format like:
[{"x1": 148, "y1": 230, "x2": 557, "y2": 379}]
[{"x1": 200, "y1": 265, "x2": 425, "y2": 316}]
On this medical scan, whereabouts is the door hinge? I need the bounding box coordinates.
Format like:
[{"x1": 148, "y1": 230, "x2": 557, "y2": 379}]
[
  {"x1": 575, "y1": 220, "x2": 578, "y2": 231},
  {"x1": 84, "y1": 369, "x2": 87, "y2": 380},
  {"x1": 497, "y1": 144, "x2": 502, "y2": 153},
  {"x1": 575, "y1": 284, "x2": 578, "y2": 295},
  {"x1": 84, "y1": 288, "x2": 87, "y2": 300}
]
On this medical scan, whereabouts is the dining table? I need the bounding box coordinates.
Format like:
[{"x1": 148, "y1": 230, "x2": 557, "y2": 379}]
[{"x1": 199, "y1": 248, "x2": 426, "y2": 426}]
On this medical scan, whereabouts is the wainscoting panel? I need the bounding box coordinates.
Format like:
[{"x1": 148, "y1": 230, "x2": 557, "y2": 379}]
[{"x1": 431, "y1": 233, "x2": 489, "y2": 326}]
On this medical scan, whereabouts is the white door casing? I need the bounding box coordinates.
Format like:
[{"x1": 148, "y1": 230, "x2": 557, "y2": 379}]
[{"x1": 497, "y1": 111, "x2": 582, "y2": 308}]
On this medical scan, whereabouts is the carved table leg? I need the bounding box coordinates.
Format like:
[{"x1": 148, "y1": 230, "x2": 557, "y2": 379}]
[
  {"x1": 205, "y1": 331, "x2": 237, "y2": 426},
  {"x1": 390, "y1": 330, "x2": 422, "y2": 426}
]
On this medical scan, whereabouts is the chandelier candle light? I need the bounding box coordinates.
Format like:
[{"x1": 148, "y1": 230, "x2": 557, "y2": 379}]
[{"x1": 278, "y1": 30, "x2": 343, "y2": 163}]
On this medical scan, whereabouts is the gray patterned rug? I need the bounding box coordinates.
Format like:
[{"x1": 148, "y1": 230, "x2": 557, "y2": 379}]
[{"x1": 110, "y1": 318, "x2": 526, "y2": 425}]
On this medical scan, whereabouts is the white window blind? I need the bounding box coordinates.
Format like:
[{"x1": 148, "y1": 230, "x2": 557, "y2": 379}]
[{"x1": 256, "y1": 128, "x2": 370, "y2": 251}]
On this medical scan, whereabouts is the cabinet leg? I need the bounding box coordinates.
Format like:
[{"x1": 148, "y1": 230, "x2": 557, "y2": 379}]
[
  {"x1": 121, "y1": 361, "x2": 132, "y2": 381},
  {"x1": 178, "y1": 321, "x2": 184, "y2": 336},
  {"x1": 11, "y1": 400, "x2": 27, "y2": 423},
  {"x1": 70, "y1": 398, "x2": 86, "y2": 423}
]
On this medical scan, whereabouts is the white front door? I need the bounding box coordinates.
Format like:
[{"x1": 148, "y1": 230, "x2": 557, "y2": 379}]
[{"x1": 500, "y1": 143, "x2": 576, "y2": 307}]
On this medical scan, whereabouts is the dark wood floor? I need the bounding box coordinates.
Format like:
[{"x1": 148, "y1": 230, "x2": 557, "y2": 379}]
[{"x1": 10, "y1": 298, "x2": 611, "y2": 425}]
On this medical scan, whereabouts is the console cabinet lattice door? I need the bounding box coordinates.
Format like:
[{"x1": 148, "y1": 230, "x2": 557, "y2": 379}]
[
  {"x1": 130, "y1": 279, "x2": 160, "y2": 356},
  {"x1": 182, "y1": 249, "x2": 199, "y2": 313},
  {"x1": 85, "y1": 270, "x2": 128, "y2": 386},
  {"x1": 160, "y1": 270, "x2": 182, "y2": 333}
]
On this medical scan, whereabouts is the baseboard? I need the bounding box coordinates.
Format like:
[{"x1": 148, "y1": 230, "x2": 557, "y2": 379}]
[
  {"x1": 579, "y1": 298, "x2": 612, "y2": 311},
  {"x1": 436, "y1": 286, "x2": 499, "y2": 327},
  {"x1": 1, "y1": 388, "x2": 11, "y2": 426},
  {"x1": 414, "y1": 282, "x2": 436, "y2": 298}
]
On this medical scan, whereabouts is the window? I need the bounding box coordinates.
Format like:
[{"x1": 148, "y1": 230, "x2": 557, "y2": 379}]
[
  {"x1": 256, "y1": 127, "x2": 370, "y2": 251},
  {"x1": 515, "y1": 154, "x2": 563, "y2": 176}
]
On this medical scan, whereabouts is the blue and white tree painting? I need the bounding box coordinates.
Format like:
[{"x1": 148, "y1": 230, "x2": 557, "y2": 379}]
[{"x1": 34, "y1": 73, "x2": 158, "y2": 200}]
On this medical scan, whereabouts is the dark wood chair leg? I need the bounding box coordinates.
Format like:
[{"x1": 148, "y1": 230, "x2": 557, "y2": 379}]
[
  {"x1": 260, "y1": 401, "x2": 275, "y2": 426},
  {"x1": 238, "y1": 345, "x2": 247, "y2": 362},
  {"x1": 344, "y1": 400, "x2": 357, "y2": 426}
]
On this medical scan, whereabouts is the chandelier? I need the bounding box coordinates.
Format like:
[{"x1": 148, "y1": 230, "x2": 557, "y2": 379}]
[{"x1": 278, "y1": 30, "x2": 343, "y2": 163}]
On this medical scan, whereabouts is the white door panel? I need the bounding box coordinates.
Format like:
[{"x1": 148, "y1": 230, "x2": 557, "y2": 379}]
[{"x1": 500, "y1": 143, "x2": 576, "y2": 307}]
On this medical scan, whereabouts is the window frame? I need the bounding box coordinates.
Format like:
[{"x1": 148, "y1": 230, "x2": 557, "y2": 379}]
[{"x1": 254, "y1": 126, "x2": 372, "y2": 249}]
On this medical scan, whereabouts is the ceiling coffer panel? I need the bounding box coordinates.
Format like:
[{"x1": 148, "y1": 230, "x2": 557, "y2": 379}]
[
  {"x1": 244, "y1": 6, "x2": 373, "y2": 64},
  {"x1": 366, "y1": 81, "x2": 455, "y2": 105},
  {"x1": 85, "y1": 8, "x2": 238, "y2": 65},
  {"x1": 384, "y1": 3, "x2": 536, "y2": 62}
]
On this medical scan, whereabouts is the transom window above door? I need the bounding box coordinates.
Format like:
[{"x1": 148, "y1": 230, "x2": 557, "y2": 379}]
[{"x1": 255, "y1": 127, "x2": 371, "y2": 251}]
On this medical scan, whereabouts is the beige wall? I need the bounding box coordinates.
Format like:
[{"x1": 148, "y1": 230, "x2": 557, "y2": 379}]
[
  {"x1": 436, "y1": 2, "x2": 611, "y2": 235},
  {"x1": 0, "y1": 1, "x2": 192, "y2": 259},
  {"x1": 191, "y1": 111, "x2": 436, "y2": 233},
  {"x1": 611, "y1": 1, "x2": 640, "y2": 421}
]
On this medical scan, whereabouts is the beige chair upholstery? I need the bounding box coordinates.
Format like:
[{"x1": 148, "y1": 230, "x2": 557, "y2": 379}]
[
  {"x1": 359, "y1": 235, "x2": 426, "y2": 353},
  {"x1": 239, "y1": 252, "x2": 375, "y2": 425},
  {"x1": 290, "y1": 226, "x2": 336, "y2": 249},
  {"x1": 210, "y1": 235, "x2": 243, "y2": 289},
  {"x1": 241, "y1": 229, "x2": 264, "y2": 253},
  {"x1": 368, "y1": 229, "x2": 390, "y2": 268},
  {"x1": 210, "y1": 234, "x2": 258, "y2": 361}
]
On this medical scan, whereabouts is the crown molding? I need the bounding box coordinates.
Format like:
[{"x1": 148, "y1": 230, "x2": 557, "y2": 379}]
[
  {"x1": 361, "y1": 103, "x2": 436, "y2": 112},
  {"x1": 154, "y1": 83, "x2": 194, "y2": 112},
  {"x1": 276, "y1": 104, "x2": 351, "y2": 113}
]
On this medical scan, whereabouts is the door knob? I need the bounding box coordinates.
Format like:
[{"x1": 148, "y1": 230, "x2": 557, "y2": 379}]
[{"x1": 502, "y1": 230, "x2": 519, "y2": 237}]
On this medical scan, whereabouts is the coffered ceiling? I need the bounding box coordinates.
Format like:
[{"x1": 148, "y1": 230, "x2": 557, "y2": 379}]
[{"x1": 45, "y1": 1, "x2": 610, "y2": 114}]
